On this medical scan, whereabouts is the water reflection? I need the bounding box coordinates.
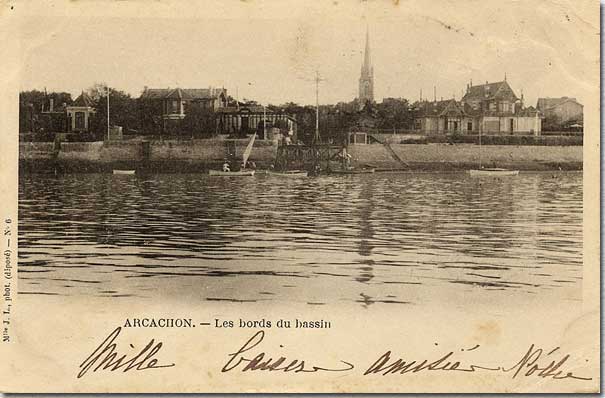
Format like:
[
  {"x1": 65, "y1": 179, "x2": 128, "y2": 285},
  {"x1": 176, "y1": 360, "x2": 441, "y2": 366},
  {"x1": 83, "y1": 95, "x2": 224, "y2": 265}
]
[{"x1": 18, "y1": 172, "x2": 583, "y2": 307}]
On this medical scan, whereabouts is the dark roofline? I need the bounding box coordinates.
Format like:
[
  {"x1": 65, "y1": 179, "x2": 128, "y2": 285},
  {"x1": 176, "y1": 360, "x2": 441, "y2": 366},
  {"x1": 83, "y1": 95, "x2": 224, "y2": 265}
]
[{"x1": 139, "y1": 87, "x2": 225, "y2": 100}]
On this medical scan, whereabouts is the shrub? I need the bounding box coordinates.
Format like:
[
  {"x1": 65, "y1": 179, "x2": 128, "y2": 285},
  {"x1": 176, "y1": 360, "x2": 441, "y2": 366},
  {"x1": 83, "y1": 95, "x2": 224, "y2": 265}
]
[{"x1": 424, "y1": 134, "x2": 582, "y2": 146}]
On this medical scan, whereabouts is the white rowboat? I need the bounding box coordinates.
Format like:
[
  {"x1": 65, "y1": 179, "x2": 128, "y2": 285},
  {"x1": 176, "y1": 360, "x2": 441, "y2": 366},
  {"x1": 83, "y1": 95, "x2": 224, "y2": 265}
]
[
  {"x1": 468, "y1": 168, "x2": 519, "y2": 177},
  {"x1": 331, "y1": 168, "x2": 375, "y2": 175},
  {"x1": 468, "y1": 128, "x2": 518, "y2": 177},
  {"x1": 267, "y1": 170, "x2": 308, "y2": 177},
  {"x1": 209, "y1": 170, "x2": 255, "y2": 176},
  {"x1": 113, "y1": 169, "x2": 136, "y2": 175},
  {"x1": 209, "y1": 134, "x2": 256, "y2": 176}
]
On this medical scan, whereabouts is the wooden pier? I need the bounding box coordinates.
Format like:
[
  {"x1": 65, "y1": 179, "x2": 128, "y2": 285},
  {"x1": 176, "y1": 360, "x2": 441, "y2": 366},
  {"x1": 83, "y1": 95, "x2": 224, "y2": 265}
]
[{"x1": 274, "y1": 144, "x2": 344, "y2": 171}]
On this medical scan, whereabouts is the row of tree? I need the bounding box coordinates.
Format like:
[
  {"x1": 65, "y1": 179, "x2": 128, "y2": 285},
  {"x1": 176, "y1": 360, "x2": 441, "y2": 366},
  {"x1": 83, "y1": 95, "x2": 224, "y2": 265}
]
[
  {"x1": 542, "y1": 114, "x2": 583, "y2": 132},
  {"x1": 19, "y1": 85, "x2": 418, "y2": 143},
  {"x1": 271, "y1": 98, "x2": 415, "y2": 144},
  {"x1": 19, "y1": 85, "x2": 141, "y2": 141}
]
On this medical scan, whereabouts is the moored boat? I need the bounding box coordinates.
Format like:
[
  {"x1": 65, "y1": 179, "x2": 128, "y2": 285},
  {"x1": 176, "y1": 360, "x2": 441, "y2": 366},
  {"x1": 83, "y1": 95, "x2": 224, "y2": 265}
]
[
  {"x1": 468, "y1": 168, "x2": 519, "y2": 177},
  {"x1": 468, "y1": 129, "x2": 519, "y2": 177},
  {"x1": 267, "y1": 170, "x2": 308, "y2": 177},
  {"x1": 331, "y1": 168, "x2": 375, "y2": 175},
  {"x1": 209, "y1": 170, "x2": 255, "y2": 176},
  {"x1": 113, "y1": 169, "x2": 136, "y2": 175},
  {"x1": 209, "y1": 133, "x2": 257, "y2": 177}
]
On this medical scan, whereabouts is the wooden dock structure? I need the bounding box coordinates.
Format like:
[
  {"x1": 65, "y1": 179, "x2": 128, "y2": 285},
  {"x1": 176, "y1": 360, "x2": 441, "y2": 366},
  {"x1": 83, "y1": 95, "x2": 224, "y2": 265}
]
[{"x1": 274, "y1": 144, "x2": 344, "y2": 171}]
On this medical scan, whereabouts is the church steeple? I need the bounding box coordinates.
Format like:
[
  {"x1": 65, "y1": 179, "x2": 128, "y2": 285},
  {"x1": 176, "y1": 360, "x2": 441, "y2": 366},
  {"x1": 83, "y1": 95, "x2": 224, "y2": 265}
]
[
  {"x1": 363, "y1": 27, "x2": 371, "y2": 73},
  {"x1": 358, "y1": 26, "x2": 374, "y2": 110}
]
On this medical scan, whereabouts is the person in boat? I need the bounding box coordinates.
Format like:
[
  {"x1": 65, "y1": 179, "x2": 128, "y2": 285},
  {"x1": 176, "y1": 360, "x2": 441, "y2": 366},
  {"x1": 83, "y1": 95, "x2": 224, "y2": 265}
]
[
  {"x1": 339, "y1": 148, "x2": 352, "y2": 169},
  {"x1": 222, "y1": 161, "x2": 231, "y2": 172}
]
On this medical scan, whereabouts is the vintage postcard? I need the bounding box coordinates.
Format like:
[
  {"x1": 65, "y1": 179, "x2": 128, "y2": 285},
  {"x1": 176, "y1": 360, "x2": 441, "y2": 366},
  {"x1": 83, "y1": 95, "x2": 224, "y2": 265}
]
[{"x1": 0, "y1": 0, "x2": 600, "y2": 393}]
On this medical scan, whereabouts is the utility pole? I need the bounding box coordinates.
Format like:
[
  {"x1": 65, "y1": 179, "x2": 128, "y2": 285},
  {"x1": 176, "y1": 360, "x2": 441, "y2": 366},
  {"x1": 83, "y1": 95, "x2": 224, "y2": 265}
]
[
  {"x1": 263, "y1": 104, "x2": 267, "y2": 139},
  {"x1": 106, "y1": 85, "x2": 110, "y2": 141},
  {"x1": 314, "y1": 70, "x2": 323, "y2": 144}
]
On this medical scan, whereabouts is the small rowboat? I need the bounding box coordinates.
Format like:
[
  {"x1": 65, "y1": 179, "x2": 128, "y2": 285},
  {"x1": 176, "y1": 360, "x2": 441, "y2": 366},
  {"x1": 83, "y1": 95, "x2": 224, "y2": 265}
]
[
  {"x1": 267, "y1": 170, "x2": 308, "y2": 177},
  {"x1": 210, "y1": 134, "x2": 257, "y2": 177},
  {"x1": 209, "y1": 170, "x2": 255, "y2": 176},
  {"x1": 331, "y1": 168, "x2": 375, "y2": 175},
  {"x1": 113, "y1": 169, "x2": 136, "y2": 175},
  {"x1": 468, "y1": 168, "x2": 519, "y2": 177}
]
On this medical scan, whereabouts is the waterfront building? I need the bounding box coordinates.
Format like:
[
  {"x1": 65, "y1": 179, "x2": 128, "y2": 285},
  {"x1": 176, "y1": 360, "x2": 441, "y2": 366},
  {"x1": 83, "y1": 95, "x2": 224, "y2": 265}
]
[
  {"x1": 38, "y1": 96, "x2": 69, "y2": 134},
  {"x1": 536, "y1": 97, "x2": 583, "y2": 129},
  {"x1": 216, "y1": 105, "x2": 297, "y2": 141},
  {"x1": 358, "y1": 28, "x2": 374, "y2": 110},
  {"x1": 413, "y1": 99, "x2": 473, "y2": 134},
  {"x1": 66, "y1": 91, "x2": 96, "y2": 133},
  {"x1": 414, "y1": 79, "x2": 542, "y2": 135},
  {"x1": 461, "y1": 79, "x2": 541, "y2": 135},
  {"x1": 139, "y1": 87, "x2": 228, "y2": 133}
]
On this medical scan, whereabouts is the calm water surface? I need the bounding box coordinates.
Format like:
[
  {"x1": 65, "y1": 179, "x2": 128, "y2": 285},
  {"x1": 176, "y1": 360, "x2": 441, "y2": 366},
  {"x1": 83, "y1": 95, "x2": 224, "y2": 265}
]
[{"x1": 18, "y1": 172, "x2": 583, "y2": 308}]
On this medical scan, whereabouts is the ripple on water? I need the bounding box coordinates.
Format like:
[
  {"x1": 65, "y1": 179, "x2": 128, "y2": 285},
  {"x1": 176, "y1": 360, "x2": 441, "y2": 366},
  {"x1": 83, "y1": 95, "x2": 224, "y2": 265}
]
[{"x1": 18, "y1": 172, "x2": 583, "y2": 307}]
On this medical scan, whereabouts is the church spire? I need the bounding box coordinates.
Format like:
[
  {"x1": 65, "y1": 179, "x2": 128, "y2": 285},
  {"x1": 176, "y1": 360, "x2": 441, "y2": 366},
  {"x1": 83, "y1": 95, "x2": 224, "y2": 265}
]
[
  {"x1": 363, "y1": 26, "x2": 371, "y2": 72},
  {"x1": 358, "y1": 25, "x2": 374, "y2": 109}
]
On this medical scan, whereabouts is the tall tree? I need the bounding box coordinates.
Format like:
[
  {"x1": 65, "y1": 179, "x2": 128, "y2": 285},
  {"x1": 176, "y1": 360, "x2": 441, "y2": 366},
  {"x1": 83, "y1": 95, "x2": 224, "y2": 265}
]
[
  {"x1": 181, "y1": 102, "x2": 216, "y2": 138},
  {"x1": 19, "y1": 90, "x2": 72, "y2": 135},
  {"x1": 87, "y1": 85, "x2": 139, "y2": 137}
]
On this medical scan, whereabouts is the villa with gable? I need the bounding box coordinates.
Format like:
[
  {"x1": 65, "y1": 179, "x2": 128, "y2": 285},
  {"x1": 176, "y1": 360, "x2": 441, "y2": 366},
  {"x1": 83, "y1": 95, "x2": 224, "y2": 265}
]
[{"x1": 414, "y1": 79, "x2": 542, "y2": 135}]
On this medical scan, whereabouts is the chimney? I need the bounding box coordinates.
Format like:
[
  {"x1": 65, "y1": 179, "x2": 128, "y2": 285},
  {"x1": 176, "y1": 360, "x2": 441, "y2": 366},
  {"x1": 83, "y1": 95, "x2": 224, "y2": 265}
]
[
  {"x1": 49, "y1": 98, "x2": 54, "y2": 112},
  {"x1": 433, "y1": 86, "x2": 437, "y2": 102},
  {"x1": 486, "y1": 81, "x2": 489, "y2": 85},
  {"x1": 143, "y1": 86, "x2": 148, "y2": 92}
]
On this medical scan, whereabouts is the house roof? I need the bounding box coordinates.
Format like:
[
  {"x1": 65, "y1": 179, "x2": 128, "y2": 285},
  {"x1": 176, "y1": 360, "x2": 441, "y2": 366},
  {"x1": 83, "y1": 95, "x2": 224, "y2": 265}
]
[
  {"x1": 140, "y1": 88, "x2": 226, "y2": 100},
  {"x1": 462, "y1": 80, "x2": 518, "y2": 102},
  {"x1": 516, "y1": 105, "x2": 540, "y2": 117},
  {"x1": 72, "y1": 91, "x2": 95, "y2": 107},
  {"x1": 414, "y1": 98, "x2": 540, "y2": 118},
  {"x1": 414, "y1": 99, "x2": 466, "y2": 117},
  {"x1": 536, "y1": 97, "x2": 583, "y2": 111}
]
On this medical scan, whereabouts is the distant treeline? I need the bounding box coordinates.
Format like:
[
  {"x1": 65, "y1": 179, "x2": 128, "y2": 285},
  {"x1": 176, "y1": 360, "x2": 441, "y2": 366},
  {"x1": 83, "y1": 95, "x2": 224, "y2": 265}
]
[
  {"x1": 257, "y1": 98, "x2": 415, "y2": 145},
  {"x1": 19, "y1": 87, "x2": 416, "y2": 144}
]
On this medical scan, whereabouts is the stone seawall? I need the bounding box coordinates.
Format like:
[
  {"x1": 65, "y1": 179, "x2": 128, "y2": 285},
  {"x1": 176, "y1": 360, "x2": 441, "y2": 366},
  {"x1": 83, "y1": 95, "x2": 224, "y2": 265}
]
[
  {"x1": 19, "y1": 140, "x2": 583, "y2": 173},
  {"x1": 20, "y1": 139, "x2": 278, "y2": 173},
  {"x1": 348, "y1": 144, "x2": 583, "y2": 171}
]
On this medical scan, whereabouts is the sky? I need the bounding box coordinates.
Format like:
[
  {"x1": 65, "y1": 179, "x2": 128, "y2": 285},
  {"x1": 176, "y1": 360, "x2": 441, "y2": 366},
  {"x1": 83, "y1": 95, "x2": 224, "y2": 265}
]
[{"x1": 15, "y1": 0, "x2": 599, "y2": 107}]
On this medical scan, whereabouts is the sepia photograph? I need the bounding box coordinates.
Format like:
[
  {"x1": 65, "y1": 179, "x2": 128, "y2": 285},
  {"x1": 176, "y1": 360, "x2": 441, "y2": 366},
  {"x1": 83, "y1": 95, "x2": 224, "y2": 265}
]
[{"x1": 0, "y1": 0, "x2": 600, "y2": 393}]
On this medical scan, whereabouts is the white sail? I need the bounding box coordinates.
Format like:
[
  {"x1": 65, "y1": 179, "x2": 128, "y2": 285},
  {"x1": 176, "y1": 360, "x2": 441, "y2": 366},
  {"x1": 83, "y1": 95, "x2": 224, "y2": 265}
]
[{"x1": 242, "y1": 133, "x2": 256, "y2": 168}]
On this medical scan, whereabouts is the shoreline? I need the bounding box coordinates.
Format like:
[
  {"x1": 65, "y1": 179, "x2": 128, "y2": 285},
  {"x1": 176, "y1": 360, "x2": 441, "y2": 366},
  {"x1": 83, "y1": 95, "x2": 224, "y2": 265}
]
[
  {"x1": 19, "y1": 140, "x2": 583, "y2": 174},
  {"x1": 18, "y1": 162, "x2": 583, "y2": 175}
]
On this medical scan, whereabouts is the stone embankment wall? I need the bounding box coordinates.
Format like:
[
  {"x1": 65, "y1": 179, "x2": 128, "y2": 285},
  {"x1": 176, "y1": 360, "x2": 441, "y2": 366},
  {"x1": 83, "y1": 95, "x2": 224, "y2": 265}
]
[
  {"x1": 19, "y1": 140, "x2": 583, "y2": 173},
  {"x1": 19, "y1": 139, "x2": 278, "y2": 173},
  {"x1": 348, "y1": 143, "x2": 582, "y2": 171}
]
